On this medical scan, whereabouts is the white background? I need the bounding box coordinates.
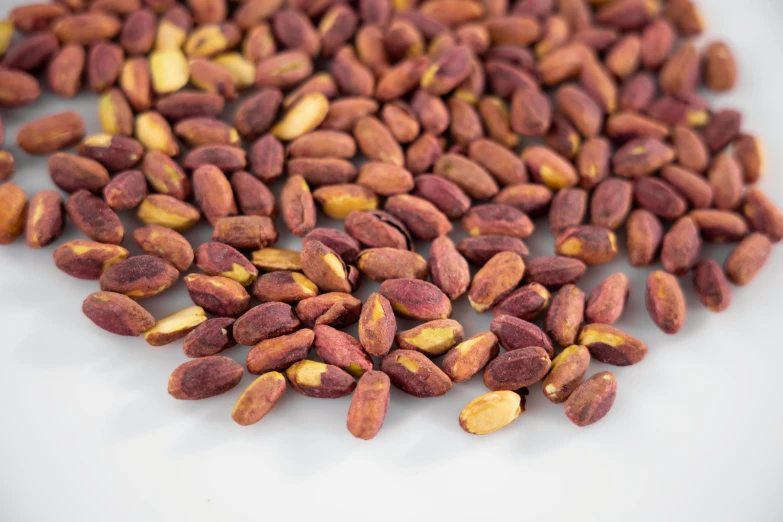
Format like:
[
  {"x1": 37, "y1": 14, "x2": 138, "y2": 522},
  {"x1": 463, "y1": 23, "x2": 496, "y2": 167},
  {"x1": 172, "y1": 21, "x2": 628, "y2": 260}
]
[{"x1": 2, "y1": 1, "x2": 783, "y2": 521}]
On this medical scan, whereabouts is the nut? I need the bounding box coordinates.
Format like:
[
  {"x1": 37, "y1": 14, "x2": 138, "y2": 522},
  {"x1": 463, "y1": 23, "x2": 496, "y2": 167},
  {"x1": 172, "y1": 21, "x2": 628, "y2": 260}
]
[
  {"x1": 331, "y1": 46, "x2": 374, "y2": 97},
  {"x1": 301, "y1": 239, "x2": 352, "y2": 293},
  {"x1": 410, "y1": 89, "x2": 449, "y2": 136},
  {"x1": 66, "y1": 190, "x2": 124, "y2": 244},
  {"x1": 462, "y1": 204, "x2": 534, "y2": 238},
  {"x1": 137, "y1": 194, "x2": 201, "y2": 231},
  {"x1": 380, "y1": 350, "x2": 452, "y2": 398},
  {"x1": 288, "y1": 158, "x2": 357, "y2": 186},
  {"x1": 544, "y1": 115, "x2": 581, "y2": 160},
  {"x1": 542, "y1": 344, "x2": 591, "y2": 404},
  {"x1": 183, "y1": 145, "x2": 247, "y2": 173},
  {"x1": 555, "y1": 84, "x2": 603, "y2": 138},
  {"x1": 25, "y1": 190, "x2": 64, "y2": 249},
  {"x1": 100, "y1": 255, "x2": 179, "y2": 299},
  {"x1": 234, "y1": 302, "x2": 301, "y2": 346},
  {"x1": 156, "y1": 5, "x2": 192, "y2": 51},
  {"x1": 146, "y1": 306, "x2": 208, "y2": 346},
  {"x1": 555, "y1": 225, "x2": 619, "y2": 265},
  {"x1": 441, "y1": 331, "x2": 500, "y2": 383},
  {"x1": 734, "y1": 133, "x2": 763, "y2": 183},
  {"x1": 98, "y1": 88, "x2": 134, "y2": 136},
  {"x1": 48, "y1": 153, "x2": 110, "y2": 194},
  {"x1": 47, "y1": 44, "x2": 86, "y2": 98},
  {"x1": 412, "y1": 175, "x2": 471, "y2": 219},
  {"x1": 693, "y1": 259, "x2": 733, "y2": 313},
  {"x1": 135, "y1": 111, "x2": 179, "y2": 156},
  {"x1": 248, "y1": 134, "x2": 285, "y2": 183},
  {"x1": 468, "y1": 138, "x2": 527, "y2": 186},
  {"x1": 580, "y1": 58, "x2": 618, "y2": 114},
  {"x1": 549, "y1": 187, "x2": 588, "y2": 236},
  {"x1": 490, "y1": 315, "x2": 554, "y2": 357},
  {"x1": 725, "y1": 232, "x2": 772, "y2": 286},
  {"x1": 168, "y1": 355, "x2": 243, "y2": 400},
  {"x1": 701, "y1": 108, "x2": 741, "y2": 154},
  {"x1": 321, "y1": 96, "x2": 379, "y2": 131},
  {"x1": 428, "y1": 235, "x2": 471, "y2": 300},
  {"x1": 303, "y1": 228, "x2": 361, "y2": 264},
  {"x1": 53, "y1": 13, "x2": 122, "y2": 45},
  {"x1": 478, "y1": 96, "x2": 519, "y2": 149},
  {"x1": 483, "y1": 346, "x2": 551, "y2": 391},
  {"x1": 640, "y1": 18, "x2": 675, "y2": 70},
  {"x1": 613, "y1": 137, "x2": 675, "y2": 177},
  {"x1": 379, "y1": 278, "x2": 452, "y2": 320},
  {"x1": 288, "y1": 130, "x2": 356, "y2": 159},
  {"x1": 459, "y1": 390, "x2": 522, "y2": 435},
  {"x1": 448, "y1": 96, "x2": 482, "y2": 145},
  {"x1": 382, "y1": 101, "x2": 420, "y2": 144},
  {"x1": 156, "y1": 91, "x2": 225, "y2": 121},
  {"x1": 708, "y1": 153, "x2": 744, "y2": 211},
  {"x1": 353, "y1": 116, "x2": 404, "y2": 166},
  {"x1": 469, "y1": 251, "x2": 526, "y2": 312},
  {"x1": 53, "y1": 240, "x2": 128, "y2": 280},
  {"x1": 17, "y1": 111, "x2": 85, "y2": 154},
  {"x1": 660, "y1": 165, "x2": 714, "y2": 209},
  {"x1": 493, "y1": 283, "x2": 550, "y2": 321},
  {"x1": 385, "y1": 194, "x2": 452, "y2": 241},
  {"x1": 626, "y1": 209, "x2": 663, "y2": 266},
  {"x1": 563, "y1": 371, "x2": 617, "y2": 427},
  {"x1": 87, "y1": 42, "x2": 124, "y2": 94},
  {"x1": 0, "y1": 151, "x2": 14, "y2": 182},
  {"x1": 120, "y1": 9, "x2": 157, "y2": 56},
  {"x1": 545, "y1": 284, "x2": 586, "y2": 347},
  {"x1": 82, "y1": 291, "x2": 155, "y2": 337},
  {"x1": 703, "y1": 41, "x2": 737, "y2": 92},
  {"x1": 672, "y1": 125, "x2": 710, "y2": 173},
  {"x1": 376, "y1": 56, "x2": 430, "y2": 101},
  {"x1": 272, "y1": 92, "x2": 329, "y2": 141},
  {"x1": 78, "y1": 134, "x2": 144, "y2": 172},
  {"x1": 285, "y1": 360, "x2": 356, "y2": 399},
  {"x1": 251, "y1": 247, "x2": 301, "y2": 273},
  {"x1": 192, "y1": 165, "x2": 237, "y2": 225},
  {"x1": 231, "y1": 372, "x2": 287, "y2": 426},
  {"x1": 252, "y1": 271, "x2": 319, "y2": 303},
  {"x1": 296, "y1": 292, "x2": 361, "y2": 329},
  {"x1": 493, "y1": 183, "x2": 553, "y2": 216},
  {"x1": 661, "y1": 216, "x2": 701, "y2": 275},
  {"x1": 605, "y1": 111, "x2": 668, "y2": 142},
  {"x1": 313, "y1": 184, "x2": 377, "y2": 221},
  {"x1": 184, "y1": 22, "x2": 241, "y2": 58},
  {"x1": 578, "y1": 323, "x2": 647, "y2": 366},
  {"x1": 525, "y1": 256, "x2": 586, "y2": 289},
  {"x1": 395, "y1": 319, "x2": 464, "y2": 356},
  {"x1": 231, "y1": 171, "x2": 278, "y2": 218},
  {"x1": 689, "y1": 209, "x2": 748, "y2": 243},
  {"x1": 246, "y1": 329, "x2": 314, "y2": 374},
  {"x1": 645, "y1": 270, "x2": 686, "y2": 334},
  {"x1": 0, "y1": 68, "x2": 41, "y2": 107},
  {"x1": 133, "y1": 225, "x2": 194, "y2": 272},
  {"x1": 434, "y1": 153, "x2": 499, "y2": 199},
  {"x1": 521, "y1": 145, "x2": 579, "y2": 190},
  {"x1": 357, "y1": 163, "x2": 414, "y2": 196},
  {"x1": 184, "y1": 273, "x2": 250, "y2": 317},
  {"x1": 345, "y1": 210, "x2": 412, "y2": 250},
  {"x1": 183, "y1": 317, "x2": 237, "y2": 358},
  {"x1": 659, "y1": 42, "x2": 699, "y2": 96},
  {"x1": 174, "y1": 118, "x2": 239, "y2": 147},
  {"x1": 743, "y1": 188, "x2": 783, "y2": 242},
  {"x1": 235, "y1": 89, "x2": 283, "y2": 141},
  {"x1": 346, "y1": 371, "x2": 391, "y2": 440},
  {"x1": 314, "y1": 325, "x2": 373, "y2": 378},
  {"x1": 194, "y1": 242, "x2": 257, "y2": 286},
  {"x1": 585, "y1": 273, "x2": 630, "y2": 325},
  {"x1": 9, "y1": 4, "x2": 68, "y2": 31},
  {"x1": 357, "y1": 248, "x2": 428, "y2": 282},
  {"x1": 212, "y1": 216, "x2": 278, "y2": 249}
]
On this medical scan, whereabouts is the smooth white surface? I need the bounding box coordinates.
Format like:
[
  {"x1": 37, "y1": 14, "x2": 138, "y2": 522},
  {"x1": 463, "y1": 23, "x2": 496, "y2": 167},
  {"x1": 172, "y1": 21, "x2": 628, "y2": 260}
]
[{"x1": 2, "y1": 2, "x2": 783, "y2": 521}]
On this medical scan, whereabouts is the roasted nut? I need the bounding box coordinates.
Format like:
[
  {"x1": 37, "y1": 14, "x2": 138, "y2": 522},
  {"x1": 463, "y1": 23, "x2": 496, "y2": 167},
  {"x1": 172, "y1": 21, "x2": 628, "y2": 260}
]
[
  {"x1": 428, "y1": 235, "x2": 471, "y2": 300},
  {"x1": 146, "y1": 306, "x2": 208, "y2": 346},
  {"x1": 580, "y1": 57, "x2": 618, "y2": 114},
  {"x1": 0, "y1": 68, "x2": 41, "y2": 107},
  {"x1": 742, "y1": 188, "x2": 783, "y2": 242},
  {"x1": 137, "y1": 194, "x2": 201, "y2": 231},
  {"x1": 53, "y1": 13, "x2": 122, "y2": 45},
  {"x1": 605, "y1": 111, "x2": 668, "y2": 142},
  {"x1": 156, "y1": 91, "x2": 225, "y2": 122},
  {"x1": 542, "y1": 344, "x2": 590, "y2": 404},
  {"x1": 352, "y1": 115, "x2": 404, "y2": 166},
  {"x1": 385, "y1": 194, "x2": 452, "y2": 241},
  {"x1": 251, "y1": 248, "x2": 300, "y2": 274},
  {"x1": 702, "y1": 108, "x2": 741, "y2": 154},
  {"x1": 183, "y1": 317, "x2": 237, "y2": 358},
  {"x1": 661, "y1": 216, "x2": 701, "y2": 276},
  {"x1": 347, "y1": 371, "x2": 391, "y2": 440},
  {"x1": 78, "y1": 134, "x2": 144, "y2": 172},
  {"x1": 322, "y1": 96, "x2": 379, "y2": 131},
  {"x1": 412, "y1": 175, "x2": 471, "y2": 219},
  {"x1": 469, "y1": 251, "x2": 526, "y2": 312},
  {"x1": 380, "y1": 349, "x2": 452, "y2": 398},
  {"x1": 192, "y1": 242, "x2": 257, "y2": 286},
  {"x1": 493, "y1": 283, "x2": 550, "y2": 321},
  {"x1": 331, "y1": 46, "x2": 374, "y2": 97},
  {"x1": 545, "y1": 284, "x2": 585, "y2": 347},
  {"x1": 168, "y1": 355, "x2": 243, "y2": 399},
  {"x1": 357, "y1": 163, "x2": 414, "y2": 196},
  {"x1": 247, "y1": 134, "x2": 284, "y2": 184},
  {"x1": 9, "y1": 4, "x2": 68, "y2": 32},
  {"x1": 725, "y1": 232, "x2": 772, "y2": 286},
  {"x1": 661, "y1": 165, "x2": 714, "y2": 209},
  {"x1": 521, "y1": 145, "x2": 578, "y2": 190},
  {"x1": 251, "y1": 271, "x2": 319, "y2": 303},
  {"x1": 120, "y1": 9, "x2": 156, "y2": 55},
  {"x1": 585, "y1": 273, "x2": 630, "y2": 325},
  {"x1": 48, "y1": 153, "x2": 110, "y2": 194},
  {"x1": 525, "y1": 256, "x2": 586, "y2": 289},
  {"x1": 53, "y1": 240, "x2": 128, "y2": 280},
  {"x1": 441, "y1": 331, "x2": 500, "y2": 383},
  {"x1": 459, "y1": 390, "x2": 522, "y2": 435},
  {"x1": 47, "y1": 44, "x2": 86, "y2": 98},
  {"x1": 555, "y1": 84, "x2": 603, "y2": 138},
  {"x1": 246, "y1": 329, "x2": 314, "y2": 374},
  {"x1": 212, "y1": 216, "x2": 277, "y2": 249},
  {"x1": 17, "y1": 111, "x2": 85, "y2": 154},
  {"x1": 467, "y1": 139, "x2": 526, "y2": 187},
  {"x1": 234, "y1": 89, "x2": 283, "y2": 141},
  {"x1": 66, "y1": 190, "x2": 124, "y2": 244},
  {"x1": 689, "y1": 209, "x2": 749, "y2": 242},
  {"x1": 434, "y1": 152, "x2": 499, "y2": 199},
  {"x1": 135, "y1": 111, "x2": 179, "y2": 156},
  {"x1": 184, "y1": 273, "x2": 250, "y2": 317},
  {"x1": 232, "y1": 372, "x2": 286, "y2": 426},
  {"x1": 192, "y1": 165, "x2": 237, "y2": 225},
  {"x1": 156, "y1": 5, "x2": 192, "y2": 51},
  {"x1": 613, "y1": 137, "x2": 675, "y2": 177},
  {"x1": 708, "y1": 153, "x2": 744, "y2": 211},
  {"x1": 83, "y1": 291, "x2": 156, "y2": 337},
  {"x1": 483, "y1": 346, "x2": 551, "y2": 391},
  {"x1": 285, "y1": 360, "x2": 356, "y2": 398},
  {"x1": 396, "y1": 319, "x2": 464, "y2": 356},
  {"x1": 345, "y1": 210, "x2": 412, "y2": 250},
  {"x1": 86, "y1": 42, "x2": 123, "y2": 94},
  {"x1": 296, "y1": 292, "x2": 361, "y2": 329},
  {"x1": 288, "y1": 130, "x2": 356, "y2": 159},
  {"x1": 314, "y1": 325, "x2": 373, "y2": 378},
  {"x1": 555, "y1": 225, "x2": 618, "y2": 265},
  {"x1": 462, "y1": 204, "x2": 534, "y2": 239},
  {"x1": 578, "y1": 323, "x2": 647, "y2": 366},
  {"x1": 619, "y1": 71, "x2": 655, "y2": 112},
  {"x1": 357, "y1": 292, "x2": 396, "y2": 357},
  {"x1": 356, "y1": 248, "x2": 427, "y2": 283},
  {"x1": 100, "y1": 255, "x2": 179, "y2": 299},
  {"x1": 734, "y1": 133, "x2": 763, "y2": 184},
  {"x1": 234, "y1": 302, "x2": 300, "y2": 346},
  {"x1": 672, "y1": 124, "x2": 710, "y2": 173},
  {"x1": 230, "y1": 171, "x2": 277, "y2": 218},
  {"x1": 564, "y1": 371, "x2": 617, "y2": 427},
  {"x1": 98, "y1": 89, "x2": 134, "y2": 136},
  {"x1": 272, "y1": 92, "x2": 329, "y2": 141},
  {"x1": 693, "y1": 259, "x2": 733, "y2": 313},
  {"x1": 379, "y1": 278, "x2": 452, "y2": 320},
  {"x1": 133, "y1": 225, "x2": 193, "y2": 272},
  {"x1": 0, "y1": 151, "x2": 11, "y2": 182},
  {"x1": 494, "y1": 183, "x2": 553, "y2": 216},
  {"x1": 174, "y1": 118, "x2": 239, "y2": 148},
  {"x1": 640, "y1": 18, "x2": 675, "y2": 70},
  {"x1": 303, "y1": 229, "x2": 360, "y2": 265},
  {"x1": 549, "y1": 187, "x2": 587, "y2": 236},
  {"x1": 120, "y1": 57, "x2": 153, "y2": 111},
  {"x1": 544, "y1": 114, "x2": 581, "y2": 160},
  {"x1": 25, "y1": 190, "x2": 64, "y2": 249},
  {"x1": 645, "y1": 270, "x2": 686, "y2": 334},
  {"x1": 478, "y1": 96, "x2": 519, "y2": 149},
  {"x1": 703, "y1": 41, "x2": 737, "y2": 92},
  {"x1": 626, "y1": 209, "x2": 663, "y2": 266},
  {"x1": 410, "y1": 89, "x2": 450, "y2": 136}
]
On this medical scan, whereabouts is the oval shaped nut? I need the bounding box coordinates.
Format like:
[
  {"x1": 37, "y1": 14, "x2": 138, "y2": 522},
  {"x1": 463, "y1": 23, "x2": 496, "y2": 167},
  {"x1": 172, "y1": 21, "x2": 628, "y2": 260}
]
[
  {"x1": 183, "y1": 22, "x2": 241, "y2": 58},
  {"x1": 462, "y1": 203, "x2": 534, "y2": 239},
  {"x1": 247, "y1": 135, "x2": 284, "y2": 184},
  {"x1": 287, "y1": 130, "x2": 356, "y2": 159},
  {"x1": 120, "y1": 57, "x2": 153, "y2": 112},
  {"x1": 314, "y1": 325, "x2": 373, "y2": 378},
  {"x1": 289, "y1": 156, "x2": 357, "y2": 187},
  {"x1": 312, "y1": 183, "x2": 378, "y2": 218},
  {"x1": 357, "y1": 248, "x2": 428, "y2": 283},
  {"x1": 525, "y1": 256, "x2": 586, "y2": 289},
  {"x1": 478, "y1": 96, "x2": 519, "y2": 149},
  {"x1": 10, "y1": 4, "x2": 68, "y2": 32},
  {"x1": 49, "y1": 44, "x2": 86, "y2": 97},
  {"x1": 419, "y1": 44, "x2": 471, "y2": 96},
  {"x1": 626, "y1": 209, "x2": 663, "y2": 266},
  {"x1": 82, "y1": 291, "x2": 155, "y2": 337},
  {"x1": 380, "y1": 349, "x2": 452, "y2": 398},
  {"x1": 734, "y1": 133, "x2": 763, "y2": 184},
  {"x1": 283, "y1": 72, "x2": 336, "y2": 108},
  {"x1": 544, "y1": 115, "x2": 581, "y2": 160},
  {"x1": 448, "y1": 96, "x2": 483, "y2": 145},
  {"x1": 578, "y1": 57, "x2": 618, "y2": 115},
  {"x1": 246, "y1": 329, "x2": 314, "y2": 374},
  {"x1": 190, "y1": 57, "x2": 238, "y2": 100},
  {"x1": 605, "y1": 111, "x2": 669, "y2": 143},
  {"x1": 358, "y1": 292, "x2": 396, "y2": 357},
  {"x1": 555, "y1": 225, "x2": 618, "y2": 265},
  {"x1": 77, "y1": 135, "x2": 144, "y2": 174},
  {"x1": 381, "y1": 101, "x2": 420, "y2": 144},
  {"x1": 145, "y1": 306, "x2": 208, "y2": 346},
  {"x1": 85, "y1": 42, "x2": 123, "y2": 94},
  {"x1": 585, "y1": 273, "x2": 630, "y2": 325},
  {"x1": 467, "y1": 139, "x2": 526, "y2": 187},
  {"x1": 183, "y1": 145, "x2": 247, "y2": 173},
  {"x1": 555, "y1": 84, "x2": 604, "y2": 138},
  {"x1": 232, "y1": 372, "x2": 286, "y2": 426},
  {"x1": 483, "y1": 346, "x2": 551, "y2": 391},
  {"x1": 576, "y1": 137, "x2": 611, "y2": 190},
  {"x1": 521, "y1": 145, "x2": 578, "y2": 190},
  {"x1": 251, "y1": 248, "x2": 301, "y2": 274},
  {"x1": 618, "y1": 71, "x2": 655, "y2": 112},
  {"x1": 120, "y1": 9, "x2": 156, "y2": 55},
  {"x1": 301, "y1": 230, "x2": 358, "y2": 266},
  {"x1": 234, "y1": 89, "x2": 283, "y2": 141},
  {"x1": 490, "y1": 315, "x2": 554, "y2": 357},
  {"x1": 379, "y1": 278, "x2": 452, "y2": 320},
  {"x1": 725, "y1": 232, "x2": 772, "y2": 287},
  {"x1": 433, "y1": 153, "x2": 499, "y2": 199},
  {"x1": 395, "y1": 319, "x2": 465, "y2": 357},
  {"x1": 564, "y1": 371, "x2": 617, "y2": 427},
  {"x1": 322, "y1": 96, "x2": 379, "y2": 131},
  {"x1": 384, "y1": 194, "x2": 452, "y2": 241},
  {"x1": 493, "y1": 283, "x2": 550, "y2": 321},
  {"x1": 537, "y1": 42, "x2": 591, "y2": 86},
  {"x1": 743, "y1": 188, "x2": 783, "y2": 242},
  {"x1": 66, "y1": 190, "x2": 124, "y2": 244},
  {"x1": 410, "y1": 89, "x2": 450, "y2": 136},
  {"x1": 47, "y1": 153, "x2": 110, "y2": 195},
  {"x1": 659, "y1": 41, "x2": 699, "y2": 96},
  {"x1": 672, "y1": 125, "x2": 710, "y2": 173},
  {"x1": 428, "y1": 235, "x2": 471, "y2": 300},
  {"x1": 412, "y1": 175, "x2": 470, "y2": 219},
  {"x1": 133, "y1": 225, "x2": 193, "y2": 272},
  {"x1": 693, "y1": 259, "x2": 733, "y2": 313},
  {"x1": 545, "y1": 284, "x2": 585, "y2": 347},
  {"x1": 135, "y1": 112, "x2": 178, "y2": 156},
  {"x1": 17, "y1": 111, "x2": 85, "y2": 155},
  {"x1": 0, "y1": 150, "x2": 14, "y2": 182},
  {"x1": 356, "y1": 163, "x2": 414, "y2": 197},
  {"x1": 25, "y1": 190, "x2": 64, "y2": 249},
  {"x1": 578, "y1": 323, "x2": 646, "y2": 366},
  {"x1": 100, "y1": 255, "x2": 179, "y2": 299},
  {"x1": 702, "y1": 41, "x2": 737, "y2": 92},
  {"x1": 98, "y1": 88, "x2": 134, "y2": 136},
  {"x1": 168, "y1": 355, "x2": 243, "y2": 400},
  {"x1": 508, "y1": 87, "x2": 551, "y2": 138},
  {"x1": 191, "y1": 166, "x2": 237, "y2": 226},
  {"x1": 251, "y1": 271, "x2": 319, "y2": 303},
  {"x1": 296, "y1": 292, "x2": 361, "y2": 329},
  {"x1": 331, "y1": 46, "x2": 375, "y2": 98},
  {"x1": 137, "y1": 194, "x2": 201, "y2": 231},
  {"x1": 549, "y1": 187, "x2": 587, "y2": 236},
  {"x1": 440, "y1": 331, "x2": 499, "y2": 383},
  {"x1": 702, "y1": 108, "x2": 742, "y2": 154},
  {"x1": 494, "y1": 183, "x2": 553, "y2": 217},
  {"x1": 212, "y1": 216, "x2": 277, "y2": 250},
  {"x1": 183, "y1": 317, "x2": 237, "y2": 358},
  {"x1": 605, "y1": 34, "x2": 641, "y2": 79},
  {"x1": 708, "y1": 153, "x2": 744, "y2": 211},
  {"x1": 640, "y1": 18, "x2": 675, "y2": 70},
  {"x1": 53, "y1": 240, "x2": 128, "y2": 280},
  {"x1": 234, "y1": 302, "x2": 301, "y2": 346},
  {"x1": 174, "y1": 118, "x2": 240, "y2": 148},
  {"x1": 613, "y1": 137, "x2": 675, "y2": 178},
  {"x1": 345, "y1": 210, "x2": 412, "y2": 250},
  {"x1": 230, "y1": 172, "x2": 277, "y2": 219},
  {"x1": 184, "y1": 274, "x2": 250, "y2": 317},
  {"x1": 645, "y1": 270, "x2": 686, "y2": 335},
  {"x1": 469, "y1": 251, "x2": 526, "y2": 313},
  {"x1": 689, "y1": 209, "x2": 748, "y2": 243},
  {"x1": 300, "y1": 240, "x2": 352, "y2": 293},
  {"x1": 660, "y1": 216, "x2": 701, "y2": 276},
  {"x1": 193, "y1": 242, "x2": 257, "y2": 286},
  {"x1": 661, "y1": 165, "x2": 713, "y2": 210},
  {"x1": 459, "y1": 390, "x2": 522, "y2": 435},
  {"x1": 272, "y1": 8, "x2": 320, "y2": 57},
  {"x1": 347, "y1": 371, "x2": 391, "y2": 440},
  {"x1": 352, "y1": 116, "x2": 404, "y2": 167},
  {"x1": 0, "y1": 68, "x2": 41, "y2": 108},
  {"x1": 542, "y1": 344, "x2": 590, "y2": 404},
  {"x1": 286, "y1": 360, "x2": 356, "y2": 398},
  {"x1": 272, "y1": 92, "x2": 329, "y2": 141},
  {"x1": 52, "y1": 12, "x2": 122, "y2": 44}
]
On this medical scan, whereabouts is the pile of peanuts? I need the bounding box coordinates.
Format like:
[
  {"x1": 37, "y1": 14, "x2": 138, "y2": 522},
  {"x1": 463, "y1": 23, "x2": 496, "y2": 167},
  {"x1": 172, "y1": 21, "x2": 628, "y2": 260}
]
[{"x1": 0, "y1": 0, "x2": 779, "y2": 438}]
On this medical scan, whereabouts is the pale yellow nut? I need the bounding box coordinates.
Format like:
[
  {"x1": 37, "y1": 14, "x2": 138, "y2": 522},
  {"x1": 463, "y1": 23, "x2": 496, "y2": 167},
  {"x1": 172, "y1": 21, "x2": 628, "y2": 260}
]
[
  {"x1": 144, "y1": 306, "x2": 207, "y2": 345},
  {"x1": 155, "y1": 20, "x2": 187, "y2": 51},
  {"x1": 137, "y1": 200, "x2": 199, "y2": 231},
  {"x1": 401, "y1": 327, "x2": 455, "y2": 355},
  {"x1": 272, "y1": 92, "x2": 330, "y2": 141},
  {"x1": 286, "y1": 360, "x2": 327, "y2": 387},
  {"x1": 251, "y1": 248, "x2": 302, "y2": 272},
  {"x1": 459, "y1": 391, "x2": 522, "y2": 435},
  {"x1": 0, "y1": 20, "x2": 13, "y2": 57},
  {"x1": 149, "y1": 49, "x2": 190, "y2": 94},
  {"x1": 135, "y1": 112, "x2": 178, "y2": 156},
  {"x1": 213, "y1": 53, "x2": 255, "y2": 89},
  {"x1": 184, "y1": 25, "x2": 229, "y2": 57}
]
